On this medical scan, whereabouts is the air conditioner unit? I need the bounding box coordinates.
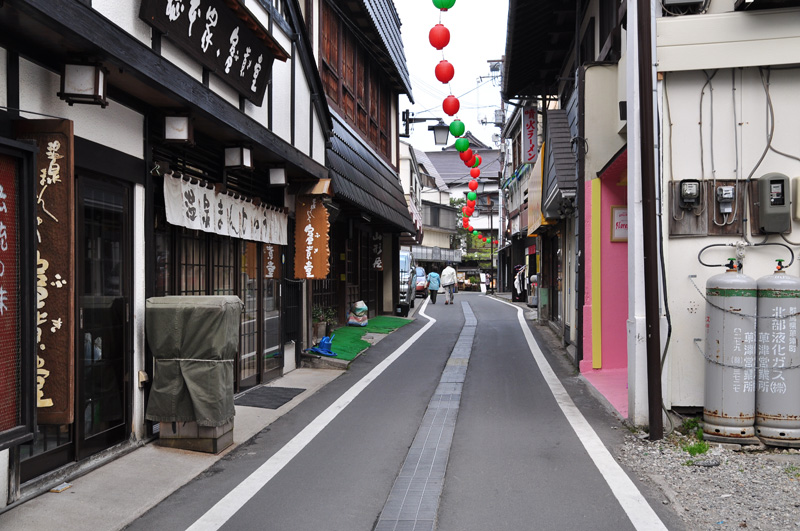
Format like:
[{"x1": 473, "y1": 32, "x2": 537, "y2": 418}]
[{"x1": 735, "y1": 0, "x2": 800, "y2": 9}]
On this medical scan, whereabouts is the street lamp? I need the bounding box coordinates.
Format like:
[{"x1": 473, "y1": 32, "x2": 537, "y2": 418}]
[{"x1": 400, "y1": 110, "x2": 450, "y2": 146}]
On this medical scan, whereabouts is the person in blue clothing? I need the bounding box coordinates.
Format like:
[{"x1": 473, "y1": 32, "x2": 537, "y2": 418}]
[{"x1": 426, "y1": 267, "x2": 441, "y2": 304}]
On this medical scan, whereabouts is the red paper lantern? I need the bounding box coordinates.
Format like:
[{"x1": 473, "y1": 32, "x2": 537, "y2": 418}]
[
  {"x1": 461, "y1": 206, "x2": 469, "y2": 214},
  {"x1": 466, "y1": 225, "x2": 474, "y2": 232},
  {"x1": 493, "y1": 240, "x2": 499, "y2": 245},
  {"x1": 435, "y1": 60, "x2": 454, "y2": 84},
  {"x1": 443, "y1": 95, "x2": 460, "y2": 116},
  {"x1": 467, "y1": 199, "x2": 476, "y2": 208},
  {"x1": 470, "y1": 168, "x2": 481, "y2": 178},
  {"x1": 429, "y1": 24, "x2": 450, "y2": 50},
  {"x1": 459, "y1": 148, "x2": 473, "y2": 161},
  {"x1": 465, "y1": 155, "x2": 476, "y2": 167},
  {"x1": 468, "y1": 179, "x2": 479, "y2": 191},
  {"x1": 465, "y1": 208, "x2": 474, "y2": 217}
]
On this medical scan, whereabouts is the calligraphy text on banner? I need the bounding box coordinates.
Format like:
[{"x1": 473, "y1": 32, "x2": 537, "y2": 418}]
[
  {"x1": 294, "y1": 196, "x2": 330, "y2": 279},
  {"x1": 16, "y1": 120, "x2": 75, "y2": 425},
  {"x1": 139, "y1": 0, "x2": 289, "y2": 105},
  {"x1": 371, "y1": 232, "x2": 383, "y2": 271}
]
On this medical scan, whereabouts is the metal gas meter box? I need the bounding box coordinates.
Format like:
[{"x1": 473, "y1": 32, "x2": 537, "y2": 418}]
[
  {"x1": 758, "y1": 173, "x2": 791, "y2": 234},
  {"x1": 145, "y1": 296, "x2": 243, "y2": 453}
]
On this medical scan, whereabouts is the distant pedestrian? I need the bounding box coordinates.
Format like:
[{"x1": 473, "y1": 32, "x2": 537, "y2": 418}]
[
  {"x1": 426, "y1": 268, "x2": 441, "y2": 304},
  {"x1": 441, "y1": 263, "x2": 457, "y2": 305}
]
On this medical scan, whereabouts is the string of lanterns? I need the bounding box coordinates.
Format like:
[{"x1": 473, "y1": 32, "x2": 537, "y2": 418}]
[{"x1": 430, "y1": 0, "x2": 498, "y2": 247}]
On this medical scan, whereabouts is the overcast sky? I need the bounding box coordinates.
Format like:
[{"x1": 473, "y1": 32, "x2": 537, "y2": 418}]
[{"x1": 394, "y1": 0, "x2": 509, "y2": 153}]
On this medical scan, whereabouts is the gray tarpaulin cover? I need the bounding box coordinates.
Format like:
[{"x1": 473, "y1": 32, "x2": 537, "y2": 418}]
[{"x1": 145, "y1": 296, "x2": 243, "y2": 427}]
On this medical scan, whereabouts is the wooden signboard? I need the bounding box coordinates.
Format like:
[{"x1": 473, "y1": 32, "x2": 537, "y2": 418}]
[
  {"x1": 263, "y1": 243, "x2": 282, "y2": 279},
  {"x1": 139, "y1": 0, "x2": 288, "y2": 105},
  {"x1": 16, "y1": 120, "x2": 75, "y2": 425},
  {"x1": 294, "y1": 196, "x2": 329, "y2": 279}
]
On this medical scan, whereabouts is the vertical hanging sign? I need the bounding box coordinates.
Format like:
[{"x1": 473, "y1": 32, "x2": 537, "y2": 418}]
[
  {"x1": 263, "y1": 243, "x2": 282, "y2": 279},
  {"x1": 0, "y1": 154, "x2": 19, "y2": 431},
  {"x1": 16, "y1": 120, "x2": 75, "y2": 425},
  {"x1": 522, "y1": 105, "x2": 538, "y2": 164},
  {"x1": 294, "y1": 196, "x2": 329, "y2": 279}
]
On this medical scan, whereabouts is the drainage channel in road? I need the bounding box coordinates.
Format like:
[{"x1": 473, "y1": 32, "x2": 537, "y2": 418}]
[{"x1": 374, "y1": 302, "x2": 476, "y2": 531}]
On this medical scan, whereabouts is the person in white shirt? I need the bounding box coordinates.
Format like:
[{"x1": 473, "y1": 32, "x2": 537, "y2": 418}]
[{"x1": 440, "y1": 263, "x2": 457, "y2": 305}]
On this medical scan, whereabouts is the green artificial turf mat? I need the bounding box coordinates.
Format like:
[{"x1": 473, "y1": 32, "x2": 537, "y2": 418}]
[{"x1": 328, "y1": 315, "x2": 412, "y2": 361}]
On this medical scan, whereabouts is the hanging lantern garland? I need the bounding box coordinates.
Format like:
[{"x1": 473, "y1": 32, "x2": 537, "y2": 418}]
[{"x1": 428, "y1": 0, "x2": 484, "y2": 240}]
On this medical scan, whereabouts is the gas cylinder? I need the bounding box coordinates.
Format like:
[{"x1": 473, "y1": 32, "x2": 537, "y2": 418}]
[
  {"x1": 704, "y1": 260, "x2": 758, "y2": 438},
  {"x1": 756, "y1": 260, "x2": 800, "y2": 444}
]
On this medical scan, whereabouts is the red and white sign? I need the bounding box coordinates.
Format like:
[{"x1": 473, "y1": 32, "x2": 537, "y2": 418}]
[{"x1": 522, "y1": 105, "x2": 538, "y2": 164}]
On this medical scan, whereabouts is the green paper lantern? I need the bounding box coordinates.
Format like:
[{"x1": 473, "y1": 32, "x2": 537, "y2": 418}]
[
  {"x1": 472, "y1": 230, "x2": 478, "y2": 235},
  {"x1": 450, "y1": 120, "x2": 465, "y2": 138},
  {"x1": 433, "y1": 0, "x2": 457, "y2": 10},
  {"x1": 472, "y1": 157, "x2": 481, "y2": 168},
  {"x1": 467, "y1": 191, "x2": 477, "y2": 201},
  {"x1": 454, "y1": 137, "x2": 469, "y2": 152}
]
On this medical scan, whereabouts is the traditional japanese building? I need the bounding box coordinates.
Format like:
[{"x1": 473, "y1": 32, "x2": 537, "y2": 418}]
[
  {"x1": 0, "y1": 0, "x2": 334, "y2": 507},
  {"x1": 304, "y1": 0, "x2": 416, "y2": 323}
]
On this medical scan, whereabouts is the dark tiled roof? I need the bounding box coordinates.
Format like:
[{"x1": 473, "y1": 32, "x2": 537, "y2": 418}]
[
  {"x1": 424, "y1": 141, "x2": 503, "y2": 189},
  {"x1": 328, "y1": 114, "x2": 416, "y2": 233},
  {"x1": 503, "y1": 0, "x2": 576, "y2": 100}
]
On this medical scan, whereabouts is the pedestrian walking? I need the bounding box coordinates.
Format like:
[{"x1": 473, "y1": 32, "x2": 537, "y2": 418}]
[
  {"x1": 440, "y1": 263, "x2": 457, "y2": 305},
  {"x1": 426, "y1": 268, "x2": 441, "y2": 304}
]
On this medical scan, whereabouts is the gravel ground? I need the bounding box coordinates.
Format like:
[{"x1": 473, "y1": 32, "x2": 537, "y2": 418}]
[{"x1": 618, "y1": 427, "x2": 800, "y2": 530}]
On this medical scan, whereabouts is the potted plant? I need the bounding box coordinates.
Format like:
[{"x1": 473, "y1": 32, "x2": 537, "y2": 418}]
[{"x1": 312, "y1": 305, "x2": 337, "y2": 341}]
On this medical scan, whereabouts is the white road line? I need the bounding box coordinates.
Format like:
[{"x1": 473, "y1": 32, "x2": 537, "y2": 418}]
[
  {"x1": 494, "y1": 297, "x2": 668, "y2": 531},
  {"x1": 185, "y1": 300, "x2": 436, "y2": 531}
]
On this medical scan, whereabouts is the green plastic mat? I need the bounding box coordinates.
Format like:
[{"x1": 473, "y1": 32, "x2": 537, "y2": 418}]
[{"x1": 329, "y1": 316, "x2": 412, "y2": 361}]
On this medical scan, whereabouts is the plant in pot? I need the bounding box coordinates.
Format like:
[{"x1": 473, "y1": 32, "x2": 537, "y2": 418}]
[{"x1": 312, "y1": 306, "x2": 337, "y2": 341}]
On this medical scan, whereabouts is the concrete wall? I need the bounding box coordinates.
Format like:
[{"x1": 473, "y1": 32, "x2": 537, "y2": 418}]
[{"x1": 659, "y1": 64, "x2": 800, "y2": 407}]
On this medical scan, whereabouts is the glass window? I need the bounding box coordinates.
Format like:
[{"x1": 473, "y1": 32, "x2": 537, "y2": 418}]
[{"x1": 240, "y1": 242, "x2": 259, "y2": 385}]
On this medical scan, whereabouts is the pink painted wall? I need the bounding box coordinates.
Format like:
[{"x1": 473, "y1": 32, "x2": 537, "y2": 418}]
[{"x1": 600, "y1": 180, "x2": 628, "y2": 369}]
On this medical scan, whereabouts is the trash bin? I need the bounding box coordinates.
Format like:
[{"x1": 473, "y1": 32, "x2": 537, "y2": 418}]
[{"x1": 145, "y1": 296, "x2": 243, "y2": 453}]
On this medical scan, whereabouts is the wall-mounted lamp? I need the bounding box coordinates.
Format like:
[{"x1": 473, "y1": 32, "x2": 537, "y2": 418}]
[
  {"x1": 164, "y1": 114, "x2": 194, "y2": 144},
  {"x1": 428, "y1": 120, "x2": 450, "y2": 146},
  {"x1": 400, "y1": 110, "x2": 450, "y2": 146},
  {"x1": 224, "y1": 146, "x2": 253, "y2": 170},
  {"x1": 269, "y1": 167, "x2": 287, "y2": 187},
  {"x1": 58, "y1": 63, "x2": 108, "y2": 108}
]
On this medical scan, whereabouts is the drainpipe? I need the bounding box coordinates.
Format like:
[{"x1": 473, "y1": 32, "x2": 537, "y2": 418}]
[{"x1": 637, "y1": 0, "x2": 664, "y2": 440}]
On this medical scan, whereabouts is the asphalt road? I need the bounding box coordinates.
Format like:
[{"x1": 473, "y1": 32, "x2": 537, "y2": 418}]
[{"x1": 126, "y1": 293, "x2": 685, "y2": 531}]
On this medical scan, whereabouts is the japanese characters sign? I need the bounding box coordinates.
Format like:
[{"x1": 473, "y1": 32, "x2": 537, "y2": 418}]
[
  {"x1": 263, "y1": 244, "x2": 282, "y2": 279},
  {"x1": 371, "y1": 232, "x2": 383, "y2": 271},
  {"x1": 294, "y1": 196, "x2": 330, "y2": 279},
  {"x1": 0, "y1": 155, "x2": 19, "y2": 431},
  {"x1": 163, "y1": 173, "x2": 287, "y2": 244},
  {"x1": 522, "y1": 105, "x2": 538, "y2": 164},
  {"x1": 139, "y1": 0, "x2": 288, "y2": 105},
  {"x1": 16, "y1": 120, "x2": 75, "y2": 425}
]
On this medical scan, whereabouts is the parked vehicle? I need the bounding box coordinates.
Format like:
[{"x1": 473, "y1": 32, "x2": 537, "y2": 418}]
[
  {"x1": 414, "y1": 266, "x2": 427, "y2": 298},
  {"x1": 399, "y1": 251, "x2": 415, "y2": 308}
]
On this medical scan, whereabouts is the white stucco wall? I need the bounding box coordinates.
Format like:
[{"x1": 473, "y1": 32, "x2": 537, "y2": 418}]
[
  {"x1": 161, "y1": 39, "x2": 204, "y2": 82},
  {"x1": 271, "y1": 57, "x2": 293, "y2": 143},
  {"x1": 19, "y1": 59, "x2": 144, "y2": 159},
  {"x1": 661, "y1": 66, "x2": 800, "y2": 408},
  {"x1": 295, "y1": 59, "x2": 312, "y2": 156},
  {"x1": 92, "y1": 0, "x2": 151, "y2": 46}
]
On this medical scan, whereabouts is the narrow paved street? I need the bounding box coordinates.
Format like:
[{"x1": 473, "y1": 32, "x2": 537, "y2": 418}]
[{"x1": 126, "y1": 293, "x2": 685, "y2": 531}]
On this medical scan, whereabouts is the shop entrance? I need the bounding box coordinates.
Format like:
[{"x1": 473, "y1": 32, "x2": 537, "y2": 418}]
[{"x1": 20, "y1": 175, "x2": 132, "y2": 481}]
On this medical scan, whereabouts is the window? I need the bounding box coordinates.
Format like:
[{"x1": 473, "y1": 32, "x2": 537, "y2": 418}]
[{"x1": 320, "y1": 0, "x2": 393, "y2": 160}]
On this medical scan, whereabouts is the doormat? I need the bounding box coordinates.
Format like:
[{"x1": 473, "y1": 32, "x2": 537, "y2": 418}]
[{"x1": 234, "y1": 386, "x2": 306, "y2": 409}]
